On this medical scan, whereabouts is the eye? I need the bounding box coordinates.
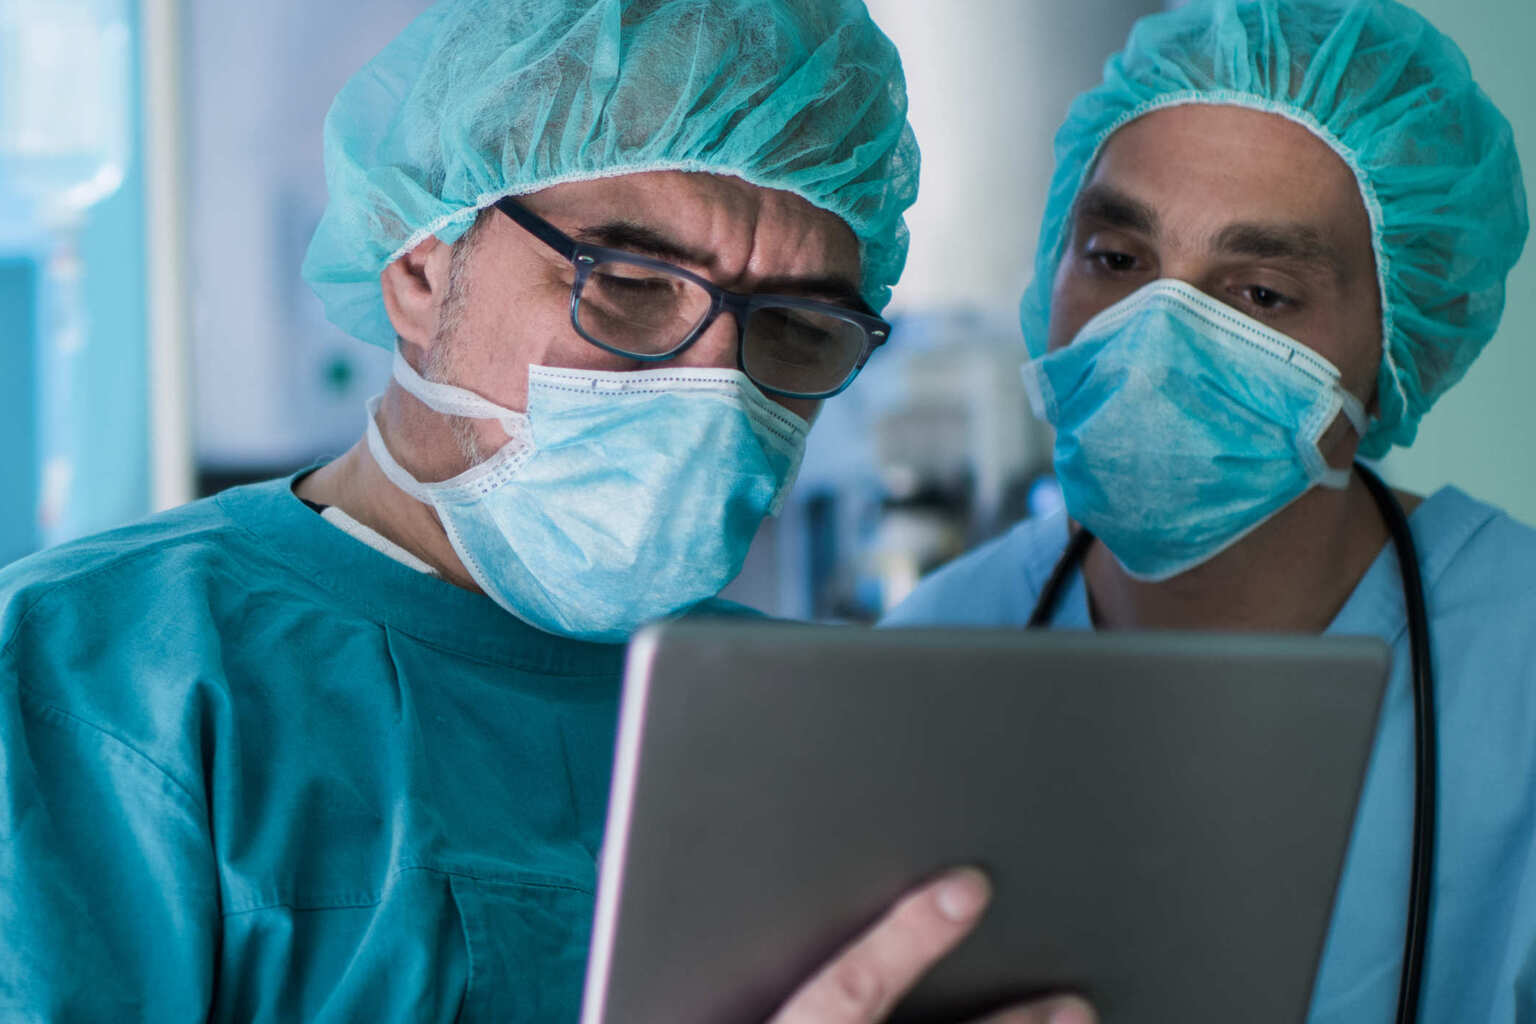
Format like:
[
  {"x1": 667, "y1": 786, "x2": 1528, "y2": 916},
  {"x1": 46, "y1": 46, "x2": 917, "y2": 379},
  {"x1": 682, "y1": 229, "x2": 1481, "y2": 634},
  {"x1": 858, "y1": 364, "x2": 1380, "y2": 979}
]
[
  {"x1": 1088, "y1": 249, "x2": 1137, "y2": 273},
  {"x1": 1241, "y1": 284, "x2": 1293, "y2": 311},
  {"x1": 592, "y1": 271, "x2": 672, "y2": 294}
]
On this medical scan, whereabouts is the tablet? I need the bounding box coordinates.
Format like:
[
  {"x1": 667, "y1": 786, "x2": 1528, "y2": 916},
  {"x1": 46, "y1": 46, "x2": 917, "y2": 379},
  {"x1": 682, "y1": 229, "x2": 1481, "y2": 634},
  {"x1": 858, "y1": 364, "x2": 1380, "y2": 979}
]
[{"x1": 580, "y1": 622, "x2": 1390, "y2": 1024}]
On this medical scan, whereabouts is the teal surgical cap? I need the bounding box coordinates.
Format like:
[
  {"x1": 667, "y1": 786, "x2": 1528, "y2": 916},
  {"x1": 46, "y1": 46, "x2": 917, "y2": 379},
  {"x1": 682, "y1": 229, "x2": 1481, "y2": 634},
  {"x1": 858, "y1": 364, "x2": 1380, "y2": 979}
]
[
  {"x1": 1021, "y1": 0, "x2": 1528, "y2": 457},
  {"x1": 301, "y1": 0, "x2": 918, "y2": 348}
]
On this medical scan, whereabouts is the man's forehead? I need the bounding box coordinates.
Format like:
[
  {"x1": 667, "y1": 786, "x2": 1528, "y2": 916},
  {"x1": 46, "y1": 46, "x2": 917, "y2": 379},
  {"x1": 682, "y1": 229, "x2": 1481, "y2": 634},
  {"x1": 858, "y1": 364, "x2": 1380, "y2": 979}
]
[
  {"x1": 519, "y1": 170, "x2": 863, "y2": 294},
  {"x1": 1075, "y1": 105, "x2": 1373, "y2": 276},
  {"x1": 526, "y1": 172, "x2": 852, "y2": 243}
]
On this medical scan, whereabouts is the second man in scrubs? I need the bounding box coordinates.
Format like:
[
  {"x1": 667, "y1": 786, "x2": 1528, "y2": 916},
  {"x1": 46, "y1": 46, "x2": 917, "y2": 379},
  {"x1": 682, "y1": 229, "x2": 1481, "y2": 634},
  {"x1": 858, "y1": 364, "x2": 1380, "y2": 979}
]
[{"x1": 890, "y1": 0, "x2": 1534, "y2": 1019}]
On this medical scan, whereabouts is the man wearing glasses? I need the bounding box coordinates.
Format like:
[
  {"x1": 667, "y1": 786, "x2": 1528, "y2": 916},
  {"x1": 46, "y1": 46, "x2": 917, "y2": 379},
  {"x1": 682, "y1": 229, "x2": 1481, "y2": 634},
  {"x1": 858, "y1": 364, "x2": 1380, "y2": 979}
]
[
  {"x1": 0, "y1": 0, "x2": 1091, "y2": 1021},
  {"x1": 303, "y1": 182, "x2": 892, "y2": 644}
]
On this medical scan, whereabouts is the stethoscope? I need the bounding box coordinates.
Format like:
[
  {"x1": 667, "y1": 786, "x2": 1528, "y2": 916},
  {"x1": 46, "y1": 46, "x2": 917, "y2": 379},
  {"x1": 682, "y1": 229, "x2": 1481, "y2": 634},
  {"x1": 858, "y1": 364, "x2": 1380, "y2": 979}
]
[{"x1": 1025, "y1": 462, "x2": 1436, "y2": 1024}]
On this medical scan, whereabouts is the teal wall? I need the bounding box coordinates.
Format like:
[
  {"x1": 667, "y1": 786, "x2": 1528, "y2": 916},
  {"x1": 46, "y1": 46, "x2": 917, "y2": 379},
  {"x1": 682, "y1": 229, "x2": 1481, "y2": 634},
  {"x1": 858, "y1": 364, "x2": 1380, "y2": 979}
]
[{"x1": 1379, "y1": 0, "x2": 1536, "y2": 524}]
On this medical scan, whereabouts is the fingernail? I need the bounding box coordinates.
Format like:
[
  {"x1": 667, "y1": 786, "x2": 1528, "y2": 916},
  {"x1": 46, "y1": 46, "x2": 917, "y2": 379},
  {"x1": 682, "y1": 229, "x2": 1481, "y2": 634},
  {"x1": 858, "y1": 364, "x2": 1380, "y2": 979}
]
[
  {"x1": 934, "y1": 868, "x2": 990, "y2": 922},
  {"x1": 1047, "y1": 997, "x2": 1097, "y2": 1024}
]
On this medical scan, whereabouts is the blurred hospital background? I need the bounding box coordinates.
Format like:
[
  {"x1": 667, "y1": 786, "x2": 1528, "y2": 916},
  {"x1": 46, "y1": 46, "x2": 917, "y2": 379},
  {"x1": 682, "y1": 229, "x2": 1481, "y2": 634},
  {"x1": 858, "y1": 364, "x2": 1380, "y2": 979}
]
[{"x1": 0, "y1": 0, "x2": 1530, "y2": 620}]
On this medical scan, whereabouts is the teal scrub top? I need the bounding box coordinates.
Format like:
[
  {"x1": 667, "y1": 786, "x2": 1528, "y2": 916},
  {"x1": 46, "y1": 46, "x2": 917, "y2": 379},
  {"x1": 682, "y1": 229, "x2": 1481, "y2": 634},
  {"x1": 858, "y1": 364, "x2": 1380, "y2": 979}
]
[
  {"x1": 0, "y1": 474, "x2": 638, "y2": 1021},
  {"x1": 884, "y1": 486, "x2": 1536, "y2": 1022}
]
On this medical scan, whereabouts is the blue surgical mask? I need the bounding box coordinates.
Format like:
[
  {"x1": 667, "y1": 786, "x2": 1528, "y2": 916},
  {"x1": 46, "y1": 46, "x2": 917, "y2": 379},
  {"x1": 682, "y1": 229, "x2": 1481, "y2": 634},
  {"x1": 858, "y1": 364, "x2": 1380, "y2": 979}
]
[
  {"x1": 1022, "y1": 279, "x2": 1369, "y2": 582},
  {"x1": 367, "y1": 350, "x2": 808, "y2": 641}
]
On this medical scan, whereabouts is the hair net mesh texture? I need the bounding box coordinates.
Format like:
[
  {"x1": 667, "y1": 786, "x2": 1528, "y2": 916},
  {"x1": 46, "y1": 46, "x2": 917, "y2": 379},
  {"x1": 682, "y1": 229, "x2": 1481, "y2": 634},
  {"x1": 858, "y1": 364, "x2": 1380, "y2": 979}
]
[
  {"x1": 301, "y1": 0, "x2": 917, "y2": 348},
  {"x1": 1020, "y1": 0, "x2": 1528, "y2": 456}
]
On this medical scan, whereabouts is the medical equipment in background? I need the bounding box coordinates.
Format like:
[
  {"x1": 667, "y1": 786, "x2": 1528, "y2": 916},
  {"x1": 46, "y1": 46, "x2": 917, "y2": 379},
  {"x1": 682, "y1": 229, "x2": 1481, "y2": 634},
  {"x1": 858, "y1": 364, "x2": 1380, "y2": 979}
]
[
  {"x1": 721, "y1": 310, "x2": 1056, "y2": 621},
  {"x1": 0, "y1": 0, "x2": 131, "y2": 547},
  {"x1": 864, "y1": 312, "x2": 1054, "y2": 610}
]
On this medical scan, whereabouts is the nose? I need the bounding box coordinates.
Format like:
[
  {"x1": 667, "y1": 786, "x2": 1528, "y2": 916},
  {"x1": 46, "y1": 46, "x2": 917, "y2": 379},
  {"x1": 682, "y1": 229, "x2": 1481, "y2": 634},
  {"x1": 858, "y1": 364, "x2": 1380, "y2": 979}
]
[{"x1": 664, "y1": 310, "x2": 740, "y2": 372}]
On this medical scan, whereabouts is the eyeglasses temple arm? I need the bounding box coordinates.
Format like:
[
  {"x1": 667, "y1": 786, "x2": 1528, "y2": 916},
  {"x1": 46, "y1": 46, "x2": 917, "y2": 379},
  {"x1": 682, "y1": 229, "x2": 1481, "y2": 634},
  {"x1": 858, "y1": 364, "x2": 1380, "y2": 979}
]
[{"x1": 493, "y1": 196, "x2": 581, "y2": 261}]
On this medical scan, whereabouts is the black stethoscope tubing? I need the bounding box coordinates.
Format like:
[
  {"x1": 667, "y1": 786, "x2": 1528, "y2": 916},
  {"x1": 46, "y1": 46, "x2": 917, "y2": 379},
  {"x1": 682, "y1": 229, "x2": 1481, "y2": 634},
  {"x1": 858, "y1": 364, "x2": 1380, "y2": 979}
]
[{"x1": 1026, "y1": 462, "x2": 1436, "y2": 1024}]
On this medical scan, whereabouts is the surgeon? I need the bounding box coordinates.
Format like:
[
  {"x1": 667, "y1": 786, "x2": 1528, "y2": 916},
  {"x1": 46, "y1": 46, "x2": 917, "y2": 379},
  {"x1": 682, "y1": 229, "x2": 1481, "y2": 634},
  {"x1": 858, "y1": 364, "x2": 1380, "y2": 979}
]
[
  {"x1": 888, "y1": 0, "x2": 1533, "y2": 1020},
  {"x1": 0, "y1": 1, "x2": 1094, "y2": 1021}
]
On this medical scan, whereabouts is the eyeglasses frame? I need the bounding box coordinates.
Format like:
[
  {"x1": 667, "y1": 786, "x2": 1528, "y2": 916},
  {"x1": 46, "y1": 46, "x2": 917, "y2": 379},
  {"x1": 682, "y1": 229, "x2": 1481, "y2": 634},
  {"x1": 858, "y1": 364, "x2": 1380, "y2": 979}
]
[{"x1": 493, "y1": 196, "x2": 890, "y2": 400}]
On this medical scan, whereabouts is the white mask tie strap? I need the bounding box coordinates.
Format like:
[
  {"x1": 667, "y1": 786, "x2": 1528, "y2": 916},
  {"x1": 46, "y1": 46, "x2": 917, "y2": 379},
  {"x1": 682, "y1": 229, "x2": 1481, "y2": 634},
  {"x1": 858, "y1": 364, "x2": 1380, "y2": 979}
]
[
  {"x1": 1316, "y1": 390, "x2": 1371, "y2": 490},
  {"x1": 364, "y1": 395, "x2": 436, "y2": 504},
  {"x1": 393, "y1": 348, "x2": 527, "y2": 436},
  {"x1": 1339, "y1": 390, "x2": 1369, "y2": 438}
]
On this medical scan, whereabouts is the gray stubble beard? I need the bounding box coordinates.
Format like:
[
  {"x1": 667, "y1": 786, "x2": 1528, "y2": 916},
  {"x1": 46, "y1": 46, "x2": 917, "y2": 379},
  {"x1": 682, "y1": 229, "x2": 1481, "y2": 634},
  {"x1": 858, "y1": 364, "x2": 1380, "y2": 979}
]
[
  {"x1": 426, "y1": 334, "x2": 488, "y2": 470},
  {"x1": 423, "y1": 216, "x2": 489, "y2": 471}
]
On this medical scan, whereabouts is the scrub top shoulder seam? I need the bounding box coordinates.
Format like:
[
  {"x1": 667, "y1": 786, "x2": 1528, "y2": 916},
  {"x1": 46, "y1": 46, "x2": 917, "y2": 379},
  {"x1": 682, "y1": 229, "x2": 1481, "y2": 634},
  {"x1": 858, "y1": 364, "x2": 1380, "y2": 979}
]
[
  {"x1": 0, "y1": 519, "x2": 263, "y2": 663},
  {"x1": 10, "y1": 676, "x2": 206, "y2": 814},
  {"x1": 1416, "y1": 491, "x2": 1507, "y2": 595}
]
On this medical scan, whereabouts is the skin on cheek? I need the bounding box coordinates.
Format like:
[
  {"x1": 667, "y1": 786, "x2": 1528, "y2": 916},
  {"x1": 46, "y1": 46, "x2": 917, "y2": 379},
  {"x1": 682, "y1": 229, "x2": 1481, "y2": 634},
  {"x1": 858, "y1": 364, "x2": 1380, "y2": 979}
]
[{"x1": 1046, "y1": 250, "x2": 1095, "y2": 352}]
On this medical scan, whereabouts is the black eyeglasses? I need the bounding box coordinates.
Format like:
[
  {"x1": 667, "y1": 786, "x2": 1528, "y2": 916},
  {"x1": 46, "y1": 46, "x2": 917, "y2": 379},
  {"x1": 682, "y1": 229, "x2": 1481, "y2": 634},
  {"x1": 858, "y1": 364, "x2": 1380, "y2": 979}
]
[{"x1": 494, "y1": 196, "x2": 890, "y2": 400}]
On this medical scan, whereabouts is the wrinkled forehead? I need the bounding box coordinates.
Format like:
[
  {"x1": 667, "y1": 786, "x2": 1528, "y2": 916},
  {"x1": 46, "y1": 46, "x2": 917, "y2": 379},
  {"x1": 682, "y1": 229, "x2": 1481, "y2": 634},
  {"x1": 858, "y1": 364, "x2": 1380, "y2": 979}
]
[{"x1": 514, "y1": 171, "x2": 864, "y2": 291}]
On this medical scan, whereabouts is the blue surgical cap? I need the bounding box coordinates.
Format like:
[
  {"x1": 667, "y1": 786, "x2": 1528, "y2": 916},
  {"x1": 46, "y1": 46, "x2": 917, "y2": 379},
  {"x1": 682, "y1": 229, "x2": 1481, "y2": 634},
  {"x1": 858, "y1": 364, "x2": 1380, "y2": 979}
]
[
  {"x1": 1021, "y1": 0, "x2": 1528, "y2": 456},
  {"x1": 301, "y1": 0, "x2": 918, "y2": 348}
]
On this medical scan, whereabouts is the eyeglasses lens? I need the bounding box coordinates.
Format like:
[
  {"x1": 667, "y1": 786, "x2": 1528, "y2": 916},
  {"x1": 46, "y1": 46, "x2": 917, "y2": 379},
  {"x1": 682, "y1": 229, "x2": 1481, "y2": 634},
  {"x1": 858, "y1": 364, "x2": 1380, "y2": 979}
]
[
  {"x1": 742, "y1": 305, "x2": 867, "y2": 396},
  {"x1": 575, "y1": 260, "x2": 713, "y2": 357},
  {"x1": 575, "y1": 258, "x2": 870, "y2": 396}
]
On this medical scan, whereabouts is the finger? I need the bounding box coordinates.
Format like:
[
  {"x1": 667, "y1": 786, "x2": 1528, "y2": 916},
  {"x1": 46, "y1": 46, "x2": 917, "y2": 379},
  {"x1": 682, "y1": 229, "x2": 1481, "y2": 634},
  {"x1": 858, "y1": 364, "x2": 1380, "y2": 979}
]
[
  {"x1": 769, "y1": 868, "x2": 992, "y2": 1024},
  {"x1": 968, "y1": 995, "x2": 1099, "y2": 1024}
]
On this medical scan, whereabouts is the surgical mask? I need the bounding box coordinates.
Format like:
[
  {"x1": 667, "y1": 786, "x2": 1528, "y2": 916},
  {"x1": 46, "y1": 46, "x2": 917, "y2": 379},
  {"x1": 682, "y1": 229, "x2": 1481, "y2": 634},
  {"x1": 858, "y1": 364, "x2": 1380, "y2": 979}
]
[
  {"x1": 367, "y1": 350, "x2": 808, "y2": 641},
  {"x1": 1022, "y1": 279, "x2": 1369, "y2": 582}
]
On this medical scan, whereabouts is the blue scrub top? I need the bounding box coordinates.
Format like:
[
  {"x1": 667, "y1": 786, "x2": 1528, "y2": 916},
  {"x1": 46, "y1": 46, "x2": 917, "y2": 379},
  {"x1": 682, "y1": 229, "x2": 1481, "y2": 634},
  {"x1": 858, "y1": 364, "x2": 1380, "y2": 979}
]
[
  {"x1": 0, "y1": 474, "x2": 638, "y2": 1021},
  {"x1": 885, "y1": 486, "x2": 1536, "y2": 1021}
]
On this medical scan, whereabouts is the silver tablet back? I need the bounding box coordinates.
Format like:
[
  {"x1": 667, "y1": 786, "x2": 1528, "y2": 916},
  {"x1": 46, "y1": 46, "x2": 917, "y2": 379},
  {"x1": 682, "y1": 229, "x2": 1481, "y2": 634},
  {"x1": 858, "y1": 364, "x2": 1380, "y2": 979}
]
[{"x1": 582, "y1": 623, "x2": 1390, "y2": 1024}]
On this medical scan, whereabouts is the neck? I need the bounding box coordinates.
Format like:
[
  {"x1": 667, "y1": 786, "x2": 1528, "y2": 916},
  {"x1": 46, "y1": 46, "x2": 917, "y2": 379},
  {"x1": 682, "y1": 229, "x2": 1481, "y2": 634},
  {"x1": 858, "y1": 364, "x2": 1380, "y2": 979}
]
[
  {"x1": 293, "y1": 386, "x2": 482, "y2": 593},
  {"x1": 1081, "y1": 472, "x2": 1414, "y2": 633}
]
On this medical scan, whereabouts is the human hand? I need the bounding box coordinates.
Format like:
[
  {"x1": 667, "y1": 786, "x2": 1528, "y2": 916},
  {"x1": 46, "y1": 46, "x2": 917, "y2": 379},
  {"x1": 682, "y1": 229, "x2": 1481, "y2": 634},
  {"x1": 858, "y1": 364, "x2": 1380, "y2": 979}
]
[{"x1": 767, "y1": 868, "x2": 1097, "y2": 1024}]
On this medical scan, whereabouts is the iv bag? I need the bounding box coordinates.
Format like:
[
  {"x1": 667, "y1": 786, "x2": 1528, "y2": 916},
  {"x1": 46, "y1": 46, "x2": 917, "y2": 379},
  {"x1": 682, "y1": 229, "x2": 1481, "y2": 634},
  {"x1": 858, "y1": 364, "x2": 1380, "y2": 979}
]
[{"x1": 0, "y1": 0, "x2": 131, "y2": 225}]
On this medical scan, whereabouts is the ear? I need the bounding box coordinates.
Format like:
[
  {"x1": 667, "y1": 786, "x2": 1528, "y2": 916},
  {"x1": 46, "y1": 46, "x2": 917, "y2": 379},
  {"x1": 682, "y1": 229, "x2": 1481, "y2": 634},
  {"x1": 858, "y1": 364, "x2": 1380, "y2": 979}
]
[{"x1": 380, "y1": 235, "x2": 455, "y2": 351}]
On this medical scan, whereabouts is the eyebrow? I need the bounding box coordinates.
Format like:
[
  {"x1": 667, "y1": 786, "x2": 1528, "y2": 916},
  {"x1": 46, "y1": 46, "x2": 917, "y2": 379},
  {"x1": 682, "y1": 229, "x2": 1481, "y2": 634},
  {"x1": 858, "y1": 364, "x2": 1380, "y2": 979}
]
[
  {"x1": 1073, "y1": 183, "x2": 1347, "y2": 281},
  {"x1": 1072, "y1": 183, "x2": 1159, "y2": 235},
  {"x1": 575, "y1": 221, "x2": 868, "y2": 310},
  {"x1": 1213, "y1": 222, "x2": 1346, "y2": 281},
  {"x1": 574, "y1": 221, "x2": 718, "y2": 269},
  {"x1": 753, "y1": 274, "x2": 869, "y2": 310}
]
